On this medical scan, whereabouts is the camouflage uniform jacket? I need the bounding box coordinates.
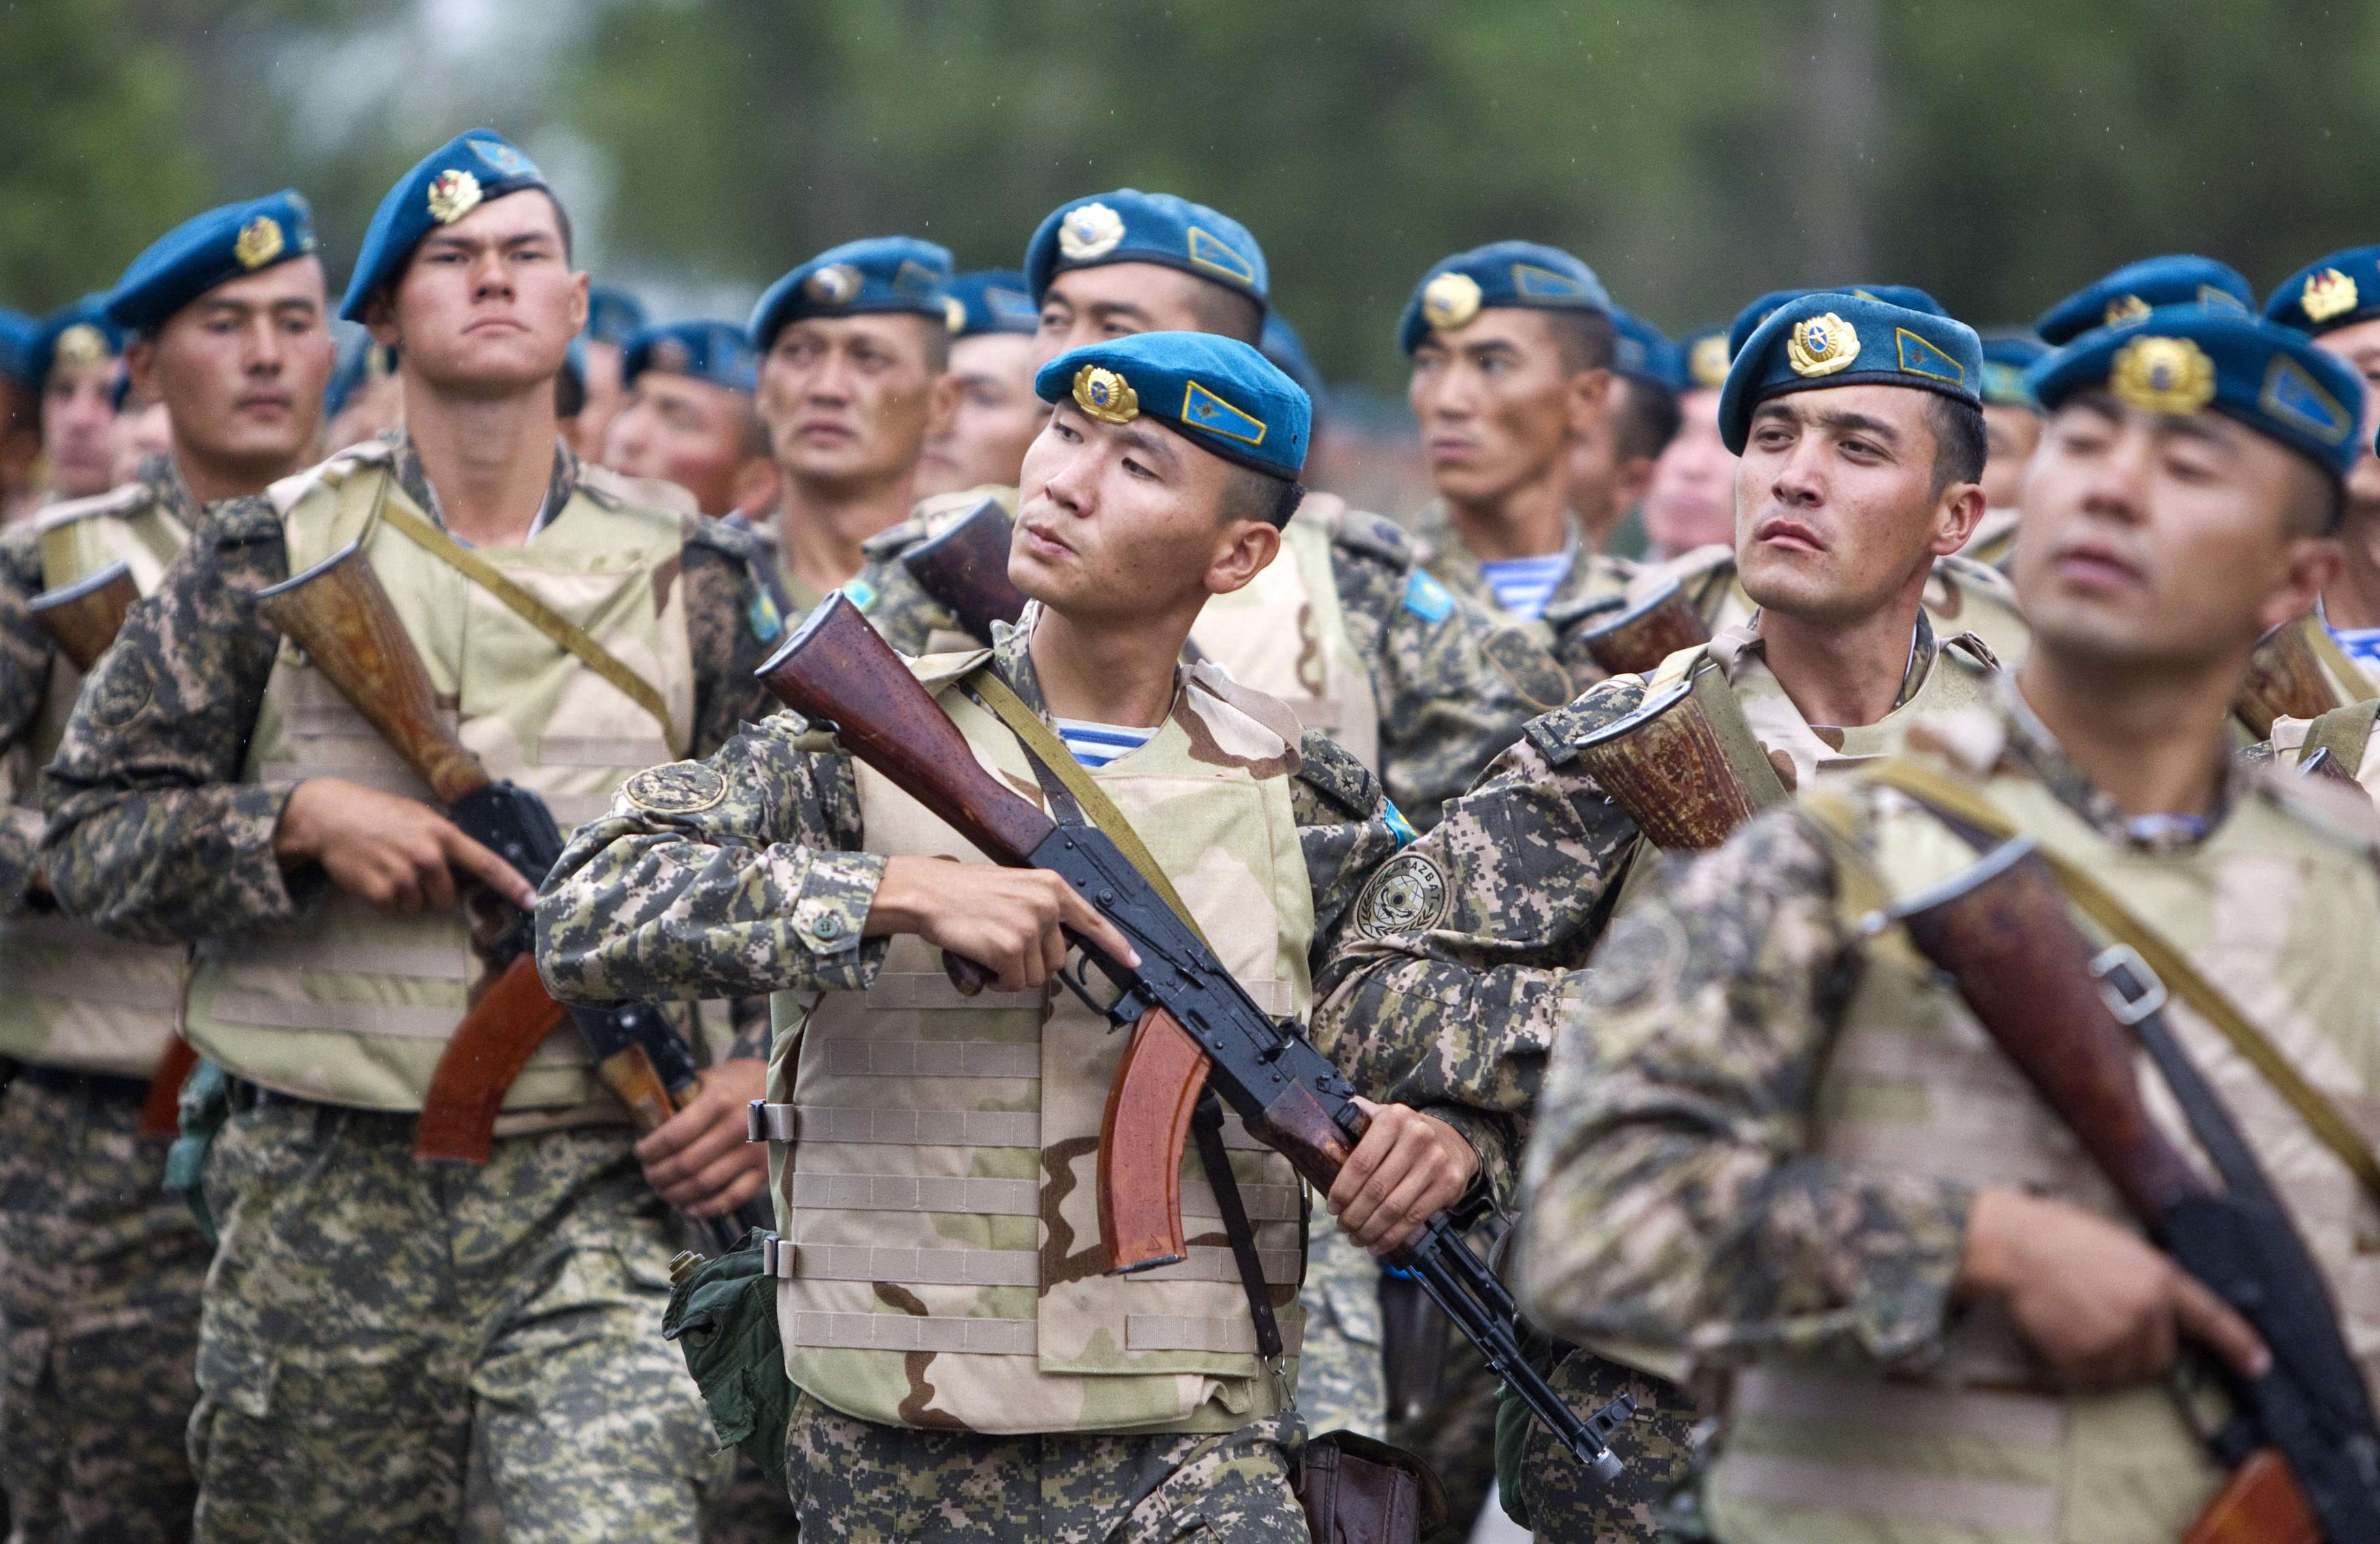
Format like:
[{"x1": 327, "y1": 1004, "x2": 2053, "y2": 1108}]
[
  {"x1": 1412, "y1": 497, "x2": 1639, "y2": 688},
  {"x1": 532, "y1": 618, "x2": 1518, "y2": 1196},
  {"x1": 1, "y1": 455, "x2": 194, "y2": 910},
  {"x1": 1510, "y1": 682, "x2": 2295, "y2": 1369},
  {"x1": 1311, "y1": 610, "x2": 1968, "y2": 1192},
  {"x1": 37, "y1": 434, "x2": 784, "y2": 1054}
]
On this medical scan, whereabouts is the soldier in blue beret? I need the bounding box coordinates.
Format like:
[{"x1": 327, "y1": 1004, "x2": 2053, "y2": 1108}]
[
  {"x1": 322, "y1": 328, "x2": 403, "y2": 450},
  {"x1": 27, "y1": 297, "x2": 125, "y2": 506},
  {"x1": 1574, "y1": 307, "x2": 1682, "y2": 563},
  {"x1": 1967, "y1": 333, "x2": 2050, "y2": 566},
  {"x1": 2034, "y1": 253, "x2": 2254, "y2": 346},
  {"x1": 1638, "y1": 323, "x2": 1739, "y2": 562},
  {"x1": 572, "y1": 282, "x2": 647, "y2": 462},
  {"x1": 917, "y1": 269, "x2": 1044, "y2": 500},
  {"x1": 0, "y1": 188, "x2": 335, "y2": 1543},
  {"x1": 602, "y1": 318, "x2": 778, "y2": 522},
  {"x1": 1027, "y1": 189, "x2": 1269, "y2": 355},
  {"x1": 746, "y1": 235, "x2": 955, "y2": 610},
  {"x1": 2263, "y1": 245, "x2": 2380, "y2": 695},
  {"x1": 0, "y1": 307, "x2": 38, "y2": 520},
  {"x1": 41, "y1": 127, "x2": 787, "y2": 1543},
  {"x1": 1724, "y1": 282, "x2": 1947, "y2": 361}
]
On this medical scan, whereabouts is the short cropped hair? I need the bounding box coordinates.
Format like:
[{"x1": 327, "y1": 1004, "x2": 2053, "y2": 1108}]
[
  {"x1": 1543, "y1": 308, "x2": 1617, "y2": 375},
  {"x1": 1926, "y1": 394, "x2": 1988, "y2": 494},
  {"x1": 1219, "y1": 460, "x2": 1304, "y2": 528},
  {"x1": 1188, "y1": 283, "x2": 1265, "y2": 346},
  {"x1": 1612, "y1": 376, "x2": 1682, "y2": 462}
]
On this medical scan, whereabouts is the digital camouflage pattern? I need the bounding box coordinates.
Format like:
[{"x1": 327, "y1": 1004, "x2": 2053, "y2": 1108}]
[
  {"x1": 190, "y1": 1101, "x2": 730, "y2": 1543},
  {"x1": 846, "y1": 489, "x2": 1570, "y2": 830},
  {"x1": 1293, "y1": 1213, "x2": 1385, "y2": 1441},
  {"x1": 1412, "y1": 498, "x2": 1639, "y2": 691},
  {"x1": 1513, "y1": 1349, "x2": 1700, "y2": 1543},
  {"x1": 0, "y1": 1079, "x2": 209, "y2": 1544},
  {"x1": 38, "y1": 431, "x2": 782, "y2": 945},
  {"x1": 783, "y1": 1393, "x2": 1306, "y2": 1544}
]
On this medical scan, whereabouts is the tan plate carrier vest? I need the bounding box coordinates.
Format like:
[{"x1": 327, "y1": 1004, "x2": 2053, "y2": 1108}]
[
  {"x1": 763, "y1": 654, "x2": 1315, "y2": 1437},
  {"x1": 180, "y1": 447, "x2": 695, "y2": 1114},
  {"x1": 1707, "y1": 733, "x2": 2380, "y2": 1544},
  {"x1": 0, "y1": 486, "x2": 194, "y2": 1077}
]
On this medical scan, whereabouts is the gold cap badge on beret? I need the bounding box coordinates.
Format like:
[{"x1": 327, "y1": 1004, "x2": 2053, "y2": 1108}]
[
  {"x1": 1421, "y1": 271, "x2": 1483, "y2": 333},
  {"x1": 426, "y1": 169, "x2": 483, "y2": 226},
  {"x1": 2109, "y1": 335, "x2": 2215, "y2": 415},
  {"x1": 234, "y1": 215, "x2": 285, "y2": 271},
  {"x1": 52, "y1": 324, "x2": 107, "y2": 367},
  {"x1": 803, "y1": 264, "x2": 862, "y2": 307},
  {"x1": 2302, "y1": 268, "x2": 2360, "y2": 324},
  {"x1": 1058, "y1": 202, "x2": 1126, "y2": 263},
  {"x1": 942, "y1": 295, "x2": 966, "y2": 335},
  {"x1": 2103, "y1": 293, "x2": 2153, "y2": 328},
  {"x1": 1688, "y1": 334, "x2": 1730, "y2": 389},
  {"x1": 1786, "y1": 312, "x2": 1860, "y2": 377},
  {"x1": 1072, "y1": 364, "x2": 1138, "y2": 424}
]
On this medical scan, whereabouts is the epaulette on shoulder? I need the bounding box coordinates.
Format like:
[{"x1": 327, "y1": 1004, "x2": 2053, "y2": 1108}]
[
  {"x1": 1933, "y1": 551, "x2": 2019, "y2": 602},
  {"x1": 1939, "y1": 632, "x2": 2003, "y2": 673},
  {"x1": 859, "y1": 516, "x2": 931, "y2": 562},
  {"x1": 31, "y1": 480, "x2": 150, "y2": 533},
  {"x1": 579, "y1": 463, "x2": 699, "y2": 517},
  {"x1": 1293, "y1": 726, "x2": 1383, "y2": 818},
  {"x1": 685, "y1": 509, "x2": 775, "y2": 569},
  {"x1": 2243, "y1": 758, "x2": 2380, "y2": 854},
  {"x1": 1326, "y1": 507, "x2": 1416, "y2": 571},
  {"x1": 1523, "y1": 671, "x2": 1648, "y2": 768},
  {"x1": 265, "y1": 439, "x2": 395, "y2": 517}
]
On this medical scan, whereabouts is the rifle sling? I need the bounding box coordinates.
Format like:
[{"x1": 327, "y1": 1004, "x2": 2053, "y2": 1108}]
[
  {"x1": 2298, "y1": 701, "x2": 2378, "y2": 777},
  {"x1": 374, "y1": 495, "x2": 679, "y2": 749},
  {"x1": 2304, "y1": 614, "x2": 2371, "y2": 707},
  {"x1": 1862, "y1": 756, "x2": 2380, "y2": 1212}
]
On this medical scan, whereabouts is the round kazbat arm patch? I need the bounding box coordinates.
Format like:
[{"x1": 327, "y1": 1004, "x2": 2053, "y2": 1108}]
[
  {"x1": 620, "y1": 762, "x2": 729, "y2": 817},
  {"x1": 1354, "y1": 850, "x2": 1450, "y2": 939}
]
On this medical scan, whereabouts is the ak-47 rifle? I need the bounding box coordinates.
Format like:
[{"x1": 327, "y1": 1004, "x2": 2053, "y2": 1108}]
[
  {"x1": 901, "y1": 498, "x2": 1027, "y2": 645},
  {"x1": 1571, "y1": 658, "x2": 1789, "y2": 850},
  {"x1": 1578, "y1": 578, "x2": 1711, "y2": 679},
  {"x1": 755, "y1": 592, "x2": 1635, "y2": 1485},
  {"x1": 2237, "y1": 616, "x2": 2350, "y2": 739},
  {"x1": 1883, "y1": 834, "x2": 2380, "y2": 1544},
  {"x1": 27, "y1": 558, "x2": 197, "y2": 1135},
  {"x1": 254, "y1": 541, "x2": 770, "y2": 1256}
]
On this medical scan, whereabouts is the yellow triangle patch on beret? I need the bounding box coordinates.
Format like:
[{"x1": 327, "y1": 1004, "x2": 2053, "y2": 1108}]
[
  {"x1": 1180, "y1": 380, "x2": 1265, "y2": 446},
  {"x1": 1894, "y1": 327, "x2": 1966, "y2": 386},
  {"x1": 1186, "y1": 226, "x2": 1256, "y2": 286}
]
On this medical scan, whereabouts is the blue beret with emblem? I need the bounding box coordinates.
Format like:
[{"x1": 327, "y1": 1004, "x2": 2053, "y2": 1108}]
[
  {"x1": 2264, "y1": 246, "x2": 2380, "y2": 337},
  {"x1": 0, "y1": 309, "x2": 38, "y2": 390},
  {"x1": 2026, "y1": 303, "x2": 2366, "y2": 484},
  {"x1": 30, "y1": 295, "x2": 125, "y2": 386},
  {"x1": 945, "y1": 269, "x2": 1038, "y2": 339},
  {"x1": 323, "y1": 326, "x2": 397, "y2": 420},
  {"x1": 583, "y1": 284, "x2": 647, "y2": 348},
  {"x1": 1035, "y1": 331, "x2": 1308, "y2": 482},
  {"x1": 1726, "y1": 284, "x2": 1945, "y2": 363},
  {"x1": 1025, "y1": 190, "x2": 1268, "y2": 312},
  {"x1": 1397, "y1": 241, "x2": 1611, "y2": 356},
  {"x1": 622, "y1": 320, "x2": 758, "y2": 395},
  {"x1": 1982, "y1": 333, "x2": 2048, "y2": 408},
  {"x1": 1719, "y1": 291, "x2": 1984, "y2": 455},
  {"x1": 749, "y1": 236, "x2": 955, "y2": 353},
  {"x1": 2034, "y1": 255, "x2": 2252, "y2": 347},
  {"x1": 339, "y1": 129, "x2": 550, "y2": 322},
  {"x1": 103, "y1": 190, "x2": 320, "y2": 335},
  {"x1": 1611, "y1": 307, "x2": 1683, "y2": 391},
  {"x1": 1676, "y1": 324, "x2": 1733, "y2": 392}
]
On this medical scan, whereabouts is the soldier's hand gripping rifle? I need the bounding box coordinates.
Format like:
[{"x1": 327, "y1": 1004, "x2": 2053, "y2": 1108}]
[
  {"x1": 755, "y1": 592, "x2": 1635, "y2": 1486},
  {"x1": 27, "y1": 559, "x2": 199, "y2": 1135},
  {"x1": 900, "y1": 498, "x2": 1027, "y2": 645},
  {"x1": 254, "y1": 541, "x2": 770, "y2": 1256},
  {"x1": 1882, "y1": 834, "x2": 2380, "y2": 1544}
]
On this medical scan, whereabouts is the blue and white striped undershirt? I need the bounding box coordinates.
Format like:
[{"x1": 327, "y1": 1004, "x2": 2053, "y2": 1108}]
[
  {"x1": 2332, "y1": 624, "x2": 2380, "y2": 678},
  {"x1": 1476, "y1": 545, "x2": 1575, "y2": 621},
  {"x1": 1053, "y1": 718, "x2": 1157, "y2": 770}
]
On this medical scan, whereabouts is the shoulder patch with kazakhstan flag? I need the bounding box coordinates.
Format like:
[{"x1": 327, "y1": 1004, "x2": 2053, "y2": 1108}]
[{"x1": 1403, "y1": 569, "x2": 1455, "y2": 623}]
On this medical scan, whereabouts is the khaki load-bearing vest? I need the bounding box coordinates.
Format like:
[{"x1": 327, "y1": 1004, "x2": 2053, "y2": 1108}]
[
  {"x1": 0, "y1": 482, "x2": 195, "y2": 1077},
  {"x1": 762, "y1": 652, "x2": 1315, "y2": 1437},
  {"x1": 181, "y1": 444, "x2": 696, "y2": 1115},
  {"x1": 1705, "y1": 717, "x2": 2380, "y2": 1544}
]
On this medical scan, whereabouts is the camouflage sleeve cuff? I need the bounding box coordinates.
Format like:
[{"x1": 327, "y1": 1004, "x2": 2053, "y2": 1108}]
[
  {"x1": 1424, "y1": 1103, "x2": 1518, "y2": 1209},
  {"x1": 1860, "y1": 1174, "x2": 1979, "y2": 1369},
  {"x1": 772, "y1": 845, "x2": 886, "y2": 970},
  {"x1": 0, "y1": 805, "x2": 42, "y2": 916}
]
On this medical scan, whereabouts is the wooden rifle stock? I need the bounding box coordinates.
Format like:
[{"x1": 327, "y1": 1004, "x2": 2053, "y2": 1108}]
[
  {"x1": 1580, "y1": 578, "x2": 1711, "y2": 677},
  {"x1": 2238, "y1": 617, "x2": 2348, "y2": 740},
  {"x1": 405, "y1": 955, "x2": 570, "y2": 1164},
  {"x1": 1573, "y1": 660, "x2": 1788, "y2": 850},
  {"x1": 27, "y1": 560, "x2": 138, "y2": 672},
  {"x1": 901, "y1": 501, "x2": 1027, "y2": 645},
  {"x1": 2183, "y1": 1447, "x2": 2323, "y2": 1544},
  {"x1": 137, "y1": 1037, "x2": 199, "y2": 1139}
]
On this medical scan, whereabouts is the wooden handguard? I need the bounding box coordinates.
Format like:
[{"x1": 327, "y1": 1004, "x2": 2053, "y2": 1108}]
[
  {"x1": 137, "y1": 1038, "x2": 199, "y2": 1140},
  {"x1": 2237, "y1": 616, "x2": 2347, "y2": 740},
  {"x1": 1580, "y1": 578, "x2": 1711, "y2": 677},
  {"x1": 1098, "y1": 1007, "x2": 1212, "y2": 1271},
  {"x1": 1573, "y1": 662, "x2": 1788, "y2": 850},
  {"x1": 902, "y1": 501, "x2": 1027, "y2": 643},
  {"x1": 756, "y1": 592, "x2": 1057, "y2": 864},
  {"x1": 253, "y1": 541, "x2": 491, "y2": 806},
  {"x1": 410, "y1": 955, "x2": 570, "y2": 1164},
  {"x1": 27, "y1": 560, "x2": 138, "y2": 672},
  {"x1": 2181, "y1": 1447, "x2": 2323, "y2": 1544}
]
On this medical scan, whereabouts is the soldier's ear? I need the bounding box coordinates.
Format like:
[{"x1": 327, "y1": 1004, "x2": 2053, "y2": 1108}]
[
  {"x1": 1204, "y1": 514, "x2": 1281, "y2": 599},
  {"x1": 362, "y1": 288, "x2": 402, "y2": 351},
  {"x1": 1567, "y1": 365, "x2": 1613, "y2": 441}
]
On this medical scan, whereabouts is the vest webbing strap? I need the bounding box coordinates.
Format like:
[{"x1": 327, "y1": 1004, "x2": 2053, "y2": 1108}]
[
  {"x1": 2305, "y1": 614, "x2": 2374, "y2": 703},
  {"x1": 37, "y1": 520, "x2": 79, "y2": 594},
  {"x1": 373, "y1": 495, "x2": 679, "y2": 748},
  {"x1": 2298, "y1": 701, "x2": 2379, "y2": 777},
  {"x1": 1862, "y1": 756, "x2": 2380, "y2": 1211}
]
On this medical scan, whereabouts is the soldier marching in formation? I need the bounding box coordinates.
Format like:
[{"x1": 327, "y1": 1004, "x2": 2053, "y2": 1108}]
[{"x1": 3, "y1": 107, "x2": 2379, "y2": 1544}]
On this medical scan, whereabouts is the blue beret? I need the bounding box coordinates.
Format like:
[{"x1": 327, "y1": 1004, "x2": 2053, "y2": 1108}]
[
  {"x1": 1726, "y1": 284, "x2": 1945, "y2": 363},
  {"x1": 2034, "y1": 255, "x2": 2252, "y2": 347},
  {"x1": 30, "y1": 295, "x2": 124, "y2": 386},
  {"x1": 945, "y1": 269, "x2": 1038, "y2": 339},
  {"x1": 103, "y1": 190, "x2": 320, "y2": 335},
  {"x1": 1397, "y1": 241, "x2": 1611, "y2": 356},
  {"x1": 1610, "y1": 307, "x2": 1683, "y2": 391},
  {"x1": 1259, "y1": 312, "x2": 1325, "y2": 405},
  {"x1": 2026, "y1": 303, "x2": 2366, "y2": 484},
  {"x1": 583, "y1": 285, "x2": 647, "y2": 347},
  {"x1": 1980, "y1": 333, "x2": 2048, "y2": 407},
  {"x1": 1719, "y1": 292, "x2": 1984, "y2": 455},
  {"x1": 339, "y1": 130, "x2": 549, "y2": 322},
  {"x1": 1035, "y1": 331, "x2": 1309, "y2": 481},
  {"x1": 622, "y1": 320, "x2": 757, "y2": 395},
  {"x1": 323, "y1": 326, "x2": 397, "y2": 420},
  {"x1": 0, "y1": 309, "x2": 37, "y2": 390},
  {"x1": 749, "y1": 237, "x2": 954, "y2": 353},
  {"x1": 1024, "y1": 190, "x2": 1268, "y2": 311},
  {"x1": 1676, "y1": 325, "x2": 1733, "y2": 392},
  {"x1": 2264, "y1": 246, "x2": 2380, "y2": 337}
]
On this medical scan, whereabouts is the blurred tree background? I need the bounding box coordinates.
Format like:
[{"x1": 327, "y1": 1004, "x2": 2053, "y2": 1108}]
[{"x1": 7, "y1": 0, "x2": 2380, "y2": 392}]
